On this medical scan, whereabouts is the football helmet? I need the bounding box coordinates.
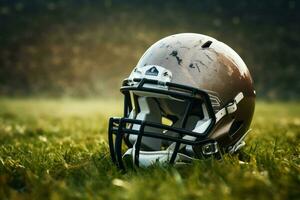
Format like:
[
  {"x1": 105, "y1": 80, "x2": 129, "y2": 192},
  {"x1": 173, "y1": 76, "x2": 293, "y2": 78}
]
[{"x1": 108, "y1": 33, "x2": 255, "y2": 169}]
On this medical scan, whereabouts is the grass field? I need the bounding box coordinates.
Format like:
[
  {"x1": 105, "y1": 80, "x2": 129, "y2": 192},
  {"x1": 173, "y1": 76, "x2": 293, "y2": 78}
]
[{"x1": 0, "y1": 98, "x2": 299, "y2": 200}]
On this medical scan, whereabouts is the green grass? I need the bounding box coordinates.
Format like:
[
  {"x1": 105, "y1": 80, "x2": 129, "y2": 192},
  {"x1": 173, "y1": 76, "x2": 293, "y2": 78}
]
[{"x1": 0, "y1": 98, "x2": 299, "y2": 200}]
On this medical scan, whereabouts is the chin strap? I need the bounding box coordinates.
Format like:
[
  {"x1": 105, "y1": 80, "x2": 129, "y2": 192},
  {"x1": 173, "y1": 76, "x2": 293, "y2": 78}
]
[
  {"x1": 215, "y1": 92, "x2": 244, "y2": 123},
  {"x1": 228, "y1": 129, "x2": 251, "y2": 154},
  {"x1": 123, "y1": 146, "x2": 195, "y2": 167},
  {"x1": 214, "y1": 92, "x2": 248, "y2": 154}
]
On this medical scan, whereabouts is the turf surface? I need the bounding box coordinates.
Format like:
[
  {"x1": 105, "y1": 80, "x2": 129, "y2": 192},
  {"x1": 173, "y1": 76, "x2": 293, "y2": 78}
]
[{"x1": 0, "y1": 99, "x2": 299, "y2": 200}]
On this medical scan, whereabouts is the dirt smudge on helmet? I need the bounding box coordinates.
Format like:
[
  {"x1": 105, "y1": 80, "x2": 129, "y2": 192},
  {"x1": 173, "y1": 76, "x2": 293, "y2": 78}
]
[
  {"x1": 170, "y1": 50, "x2": 182, "y2": 65},
  {"x1": 189, "y1": 63, "x2": 200, "y2": 72},
  {"x1": 205, "y1": 53, "x2": 214, "y2": 62}
]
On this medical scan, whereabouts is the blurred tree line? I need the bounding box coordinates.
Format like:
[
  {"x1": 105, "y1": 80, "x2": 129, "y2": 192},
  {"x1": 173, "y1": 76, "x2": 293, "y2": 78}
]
[{"x1": 0, "y1": 0, "x2": 299, "y2": 99}]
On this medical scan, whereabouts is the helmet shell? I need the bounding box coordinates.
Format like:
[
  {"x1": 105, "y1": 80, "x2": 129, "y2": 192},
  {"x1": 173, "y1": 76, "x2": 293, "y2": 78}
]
[{"x1": 135, "y1": 33, "x2": 255, "y2": 148}]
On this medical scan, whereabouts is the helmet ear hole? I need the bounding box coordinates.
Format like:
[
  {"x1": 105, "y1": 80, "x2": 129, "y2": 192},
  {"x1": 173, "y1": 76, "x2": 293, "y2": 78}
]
[{"x1": 228, "y1": 120, "x2": 244, "y2": 137}]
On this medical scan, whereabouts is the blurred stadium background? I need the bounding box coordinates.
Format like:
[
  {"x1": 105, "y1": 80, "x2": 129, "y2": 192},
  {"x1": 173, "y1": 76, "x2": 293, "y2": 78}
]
[{"x1": 0, "y1": 0, "x2": 299, "y2": 99}]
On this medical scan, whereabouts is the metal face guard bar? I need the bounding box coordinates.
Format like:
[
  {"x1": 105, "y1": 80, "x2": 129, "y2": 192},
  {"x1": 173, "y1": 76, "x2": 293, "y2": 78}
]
[
  {"x1": 108, "y1": 78, "x2": 217, "y2": 170},
  {"x1": 108, "y1": 118, "x2": 217, "y2": 169}
]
